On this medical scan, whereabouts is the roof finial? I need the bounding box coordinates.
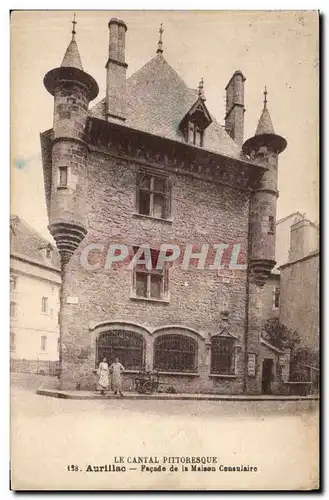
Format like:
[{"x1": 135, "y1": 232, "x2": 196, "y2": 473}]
[
  {"x1": 71, "y1": 13, "x2": 77, "y2": 41},
  {"x1": 263, "y1": 85, "x2": 268, "y2": 109},
  {"x1": 198, "y1": 77, "x2": 205, "y2": 100},
  {"x1": 157, "y1": 23, "x2": 164, "y2": 54}
]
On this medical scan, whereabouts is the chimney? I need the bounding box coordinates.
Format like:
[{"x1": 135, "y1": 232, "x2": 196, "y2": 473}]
[
  {"x1": 105, "y1": 18, "x2": 128, "y2": 122},
  {"x1": 224, "y1": 70, "x2": 246, "y2": 147},
  {"x1": 289, "y1": 216, "x2": 319, "y2": 262}
]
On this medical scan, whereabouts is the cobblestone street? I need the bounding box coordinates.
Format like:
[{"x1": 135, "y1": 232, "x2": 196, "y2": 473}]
[{"x1": 10, "y1": 382, "x2": 319, "y2": 491}]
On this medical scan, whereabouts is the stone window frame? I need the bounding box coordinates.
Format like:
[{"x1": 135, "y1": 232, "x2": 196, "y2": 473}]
[
  {"x1": 268, "y1": 215, "x2": 275, "y2": 234},
  {"x1": 185, "y1": 121, "x2": 204, "y2": 147},
  {"x1": 130, "y1": 247, "x2": 170, "y2": 303},
  {"x1": 41, "y1": 296, "x2": 49, "y2": 314},
  {"x1": 95, "y1": 329, "x2": 146, "y2": 371},
  {"x1": 210, "y1": 330, "x2": 238, "y2": 376},
  {"x1": 10, "y1": 275, "x2": 18, "y2": 292},
  {"x1": 153, "y1": 333, "x2": 198, "y2": 373},
  {"x1": 40, "y1": 335, "x2": 47, "y2": 352},
  {"x1": 135, "y1": 170, "x2": 172, "y2": 221},
  {"x1": 179, "y1": 97, "x2": 211, "y2": 147},
  {"x1": 10, "y1": 300, "x2": 17, "y2": 318},
  {"x1": 91, "y1": 322, "x2": 151, "y2": 373},
  {"x1": 273, "y1": 286, "x2": 280, "y2": 310},
  {"x1": 57, "y1": 165, "x2": 69, "y2": 190}
]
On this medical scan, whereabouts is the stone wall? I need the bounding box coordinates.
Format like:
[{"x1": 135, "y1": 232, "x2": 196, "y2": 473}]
[
  {"x1": 59, "y1": 150, "x2": 251, "y2": 392},
  {"x1": 279, "y1": 253, "x2": 319, "y2": 351},
  {"x1": 262, "y1": 273, "x2": 280, "y2": 322}
]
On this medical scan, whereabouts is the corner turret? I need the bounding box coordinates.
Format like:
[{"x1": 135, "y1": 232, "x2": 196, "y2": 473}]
[
  {"x1": 43, "y1": 16, "x2": 99, "y2": 269},
  {"x1": 243, "y1": 88, "x2": 287, "y2": 286}
]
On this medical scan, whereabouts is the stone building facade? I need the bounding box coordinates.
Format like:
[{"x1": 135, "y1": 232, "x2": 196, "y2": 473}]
[
  {"x1": 10, "y1": 216, "x2": 61, "y2": 370},
  {"x1": 261, "y1": 272, "x2": 280, "y2": 323},
  {"x1": 40, "y1": 18, "x2": 289, "y2": 394},
  {"x1": 275, "y1": 212, "x2": 305, "y2": 268},
  {"x1": 279, "y1": 217, "x2": 319, "y2": 352}
]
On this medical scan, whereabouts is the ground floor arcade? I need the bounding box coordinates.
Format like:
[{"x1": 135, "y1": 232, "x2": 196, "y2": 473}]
[{"x1": 59, "y1": 321, "x2": 290, "y2": 395}]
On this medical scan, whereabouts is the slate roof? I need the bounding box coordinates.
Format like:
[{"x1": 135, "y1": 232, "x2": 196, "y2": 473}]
[
  {"x1": 90, "y1": 53, "x2": 241, "y2": 159},
  {"x1": 10, "y1": 215, "x2": 60, "y2": 270},
  {"x1": 61, "y1": 39, "x2": 83, "y2": 70}
]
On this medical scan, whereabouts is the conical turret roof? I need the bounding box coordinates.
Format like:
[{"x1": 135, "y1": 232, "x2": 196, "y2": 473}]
[
  {"x1": 61, "y1": 39, "x2": 83, "y2": 70},
  {"x1": 44, "y1": 27, "x2": 98, "y2": 101},
  {"x1": 255, "y1": 106, "x2": 275, "y2": 136},
  {"x1": 242, "y1": 88, "x2": 287, "y2": 155}
]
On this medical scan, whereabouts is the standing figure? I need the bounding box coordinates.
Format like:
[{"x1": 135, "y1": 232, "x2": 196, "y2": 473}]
[
  {"x1": 110, "y1": 357, "x2": 125, "y2": 396},
  {"x1": 97, "y1": 357, "x2": 109, "y2": 395}
]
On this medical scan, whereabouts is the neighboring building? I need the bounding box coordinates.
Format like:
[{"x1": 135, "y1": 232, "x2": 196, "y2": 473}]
[
  {"x1": 10, "y1": 216, "x2": 61, "y2": 368},
  {"x1": 261, "y1": 213, "x2": 306, "y2": 323},
  {"x1": 275, "y1": 212, "x2": 305, "y2": 268},
  {"x1": 40, "y1": 18, "x2": 289, "y2": 394},
  {"x1": 279, "y1": 216, "x2": 319, "y2": 352}
]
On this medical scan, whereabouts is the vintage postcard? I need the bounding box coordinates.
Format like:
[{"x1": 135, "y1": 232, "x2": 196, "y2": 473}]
[{"x1": 10, "y1": 10, "x2": 319, "y2": 491}]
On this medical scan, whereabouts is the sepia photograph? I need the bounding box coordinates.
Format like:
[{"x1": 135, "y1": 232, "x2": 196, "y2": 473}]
[{"x1": 10, "y1": 10, "x2": 319, "y2": 491}]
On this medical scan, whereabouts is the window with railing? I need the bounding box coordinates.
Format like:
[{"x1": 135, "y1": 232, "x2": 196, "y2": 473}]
[
  {"x1": 96, "y1": 330, "x2": 145, "y2": 370},
  {"x1": 154, "y1": 334, "x2": 198, "y2": 373},
  {"x1": 211, "y1": 336, "x2": 235, "y2": 375}
]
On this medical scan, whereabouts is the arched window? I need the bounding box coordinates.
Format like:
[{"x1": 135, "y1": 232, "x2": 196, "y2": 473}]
[
  {"x1": 96, "y1": 330, "x2": 145, "y2": 370},
  {"x1": 211, "y1": 335, "x2": 235, "y2": 375},
  {"x1": 154, "y1": 334, "x2": 198, "y2": 373}
]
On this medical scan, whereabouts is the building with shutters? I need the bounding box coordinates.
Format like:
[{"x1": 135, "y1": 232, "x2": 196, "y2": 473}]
[
  {"x1": 40, "y1": 16, "x2": 291, "y2": 394},
  {"x1": 10, "y1": 216, "x2": 61, "y2": 371}
]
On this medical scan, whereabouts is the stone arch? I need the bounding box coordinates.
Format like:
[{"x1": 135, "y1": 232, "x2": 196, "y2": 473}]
[
  {"x1": 152, "y1": 326, "x2": 203, "y2": 373},
  {"x1": 91, "y1": 321, "x2": 151, "y2": 370},
  {"x1": 152, "y1": 325, "x2": 205, "y2": 342}
]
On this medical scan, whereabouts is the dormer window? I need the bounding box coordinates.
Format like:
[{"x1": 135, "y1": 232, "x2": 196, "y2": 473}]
[
  {"x1": 186, "y1": 122, "x2": 204, "y2": 146},
  {"x1": 194, "y1": 125, "x2": 203, "y2": 147},
  {"x1": 40, "y1": 244, "x2": 52, "y2": 260},
  {"x1": 179, "y1": 96, "x2": 212, "y2": 148}
]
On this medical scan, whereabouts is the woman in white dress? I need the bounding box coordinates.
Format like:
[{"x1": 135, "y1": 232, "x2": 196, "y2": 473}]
[
  {"x1": 97, "y1": 357, "x2": 109, "y2": 395},
  {"x1": 110, "y1": 357, "x2": 125, "y2": 396}
]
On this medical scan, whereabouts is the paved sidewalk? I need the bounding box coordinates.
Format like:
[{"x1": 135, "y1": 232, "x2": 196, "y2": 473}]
[{"x1": 36, "y1": 387, "x2": 319, "y2": 401}]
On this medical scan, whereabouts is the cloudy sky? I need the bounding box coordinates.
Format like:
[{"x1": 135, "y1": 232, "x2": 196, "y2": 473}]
[{"x1": 11, "y1": 10, "x2": 318, "y2": 239}]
